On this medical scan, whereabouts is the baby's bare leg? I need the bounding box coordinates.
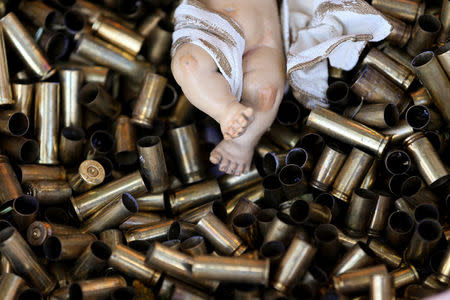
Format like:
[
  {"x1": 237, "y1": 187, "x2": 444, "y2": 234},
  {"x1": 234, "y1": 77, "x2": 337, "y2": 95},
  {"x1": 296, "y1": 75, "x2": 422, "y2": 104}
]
[
  {"x1": 171, "y1": 43, "x2": 253, "y2": 140},
  {"x1": 210, "y1": 46, "x2": 285, "y2": 175}
]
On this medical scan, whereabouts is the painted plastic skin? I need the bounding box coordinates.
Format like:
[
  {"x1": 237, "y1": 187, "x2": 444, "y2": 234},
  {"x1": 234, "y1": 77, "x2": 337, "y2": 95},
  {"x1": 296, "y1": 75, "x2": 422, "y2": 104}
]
[{"x1": 172, "y1": 0, "x2": 286, "y2": 176}]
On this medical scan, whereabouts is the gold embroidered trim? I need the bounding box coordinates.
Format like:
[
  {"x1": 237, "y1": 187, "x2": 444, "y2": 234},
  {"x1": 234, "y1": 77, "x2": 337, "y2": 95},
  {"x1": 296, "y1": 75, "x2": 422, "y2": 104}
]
[{"x1": 199, "y1": 38, "x2": 232, "y2": 78}]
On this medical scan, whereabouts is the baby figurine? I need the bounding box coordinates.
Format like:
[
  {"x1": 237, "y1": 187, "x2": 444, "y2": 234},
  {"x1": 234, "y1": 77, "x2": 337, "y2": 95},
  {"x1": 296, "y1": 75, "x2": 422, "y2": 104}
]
[{"x1": 171, "y1": 0, "x2": 285, "y2": 176}]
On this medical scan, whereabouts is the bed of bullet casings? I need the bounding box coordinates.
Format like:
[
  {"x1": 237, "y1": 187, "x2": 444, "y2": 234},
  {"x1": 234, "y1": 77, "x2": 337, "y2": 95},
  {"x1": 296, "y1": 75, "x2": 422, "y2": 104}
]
[{"x1": 0, "y1": 0, "x2": 449, "y2": 299}]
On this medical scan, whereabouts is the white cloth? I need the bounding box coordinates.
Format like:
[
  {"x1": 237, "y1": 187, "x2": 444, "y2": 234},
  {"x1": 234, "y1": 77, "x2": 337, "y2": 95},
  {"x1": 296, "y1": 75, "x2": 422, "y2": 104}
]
[
  {"x1": 172, "y1": 0, "x2": 391, "y2": 108},
  {"x1": 171, "y1": 0, "x2": 245, "y2": 101},
  {"x1": 283, "y1": 0, "x2": 392, "y2": 108}
]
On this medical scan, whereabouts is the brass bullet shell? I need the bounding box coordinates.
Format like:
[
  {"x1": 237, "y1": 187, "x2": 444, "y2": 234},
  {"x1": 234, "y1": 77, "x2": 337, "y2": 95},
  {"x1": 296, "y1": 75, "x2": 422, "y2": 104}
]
[
  {"x1": 0, "y1": 110, "x2": 29, "y2": 137},
  {"x1": 12, "y1": 195, "x2": 39, "y2": 231},
  {"x1": 0, "y1": 26, "x2": 12, "y2": 107},
  {"x1": 410, "y1": 86, "x2": 433, "y2": 106},
  {"x1": 306, "y1": 107, "x2": 389, "y2": 157},
  {"x1": 436, "y1": 43, "x2": 450, "y2": 77},
  {"x1": 315, "y1": 192, "x2": 341, "y2": 221},
  {"x1": 168, "y1": 179, "x2": 222, "y2": 215},
  {"x1": 438, "y1": 0, "x2": 450, "y2": 43},
  {"x1": 344, "y1": 189, "x2": 377, "y2": 237},
  {"x1": 125, "y1": 220, "x2": 173, "y2": 243},
  {"x1": 331, "y1": 148, "x2": 374, "y2": 203},
  {"x1": 179, "y1": 200, "x2": 227, "y2": 224},
  {"x1": 23, "y1": 180, "x2": 71, "y2": 206},
  {"x1": 0, "y1": 253, "x2": 12, "y2": 274},
  {"x1": 333, "y1": 264, "x2": 387, "y2": 295},
  {"x1": 145, "y1": 242, "x2": 219, "y2": 291},
  {"x1": 381, "y1": 44, "x2": 414, "y2": 72},
  {"x1": 263, "y1": 151, "x2": 287, "y2": 175},
  {"x1": 405, "y1": 219, "x2": 442, "y2": 264},
  {"x1": 71, "y1": 240, "x2": 111, "y2": 280},
  {"x1": 58, "y1": 127, "x2": 85, "y2": 166},
  {"x1": 1, "y1": 13, "x2": 54, "y2": 79},
  {"x1": 385, "y1": 15, "x2": 412, "y2": 47},
  {"x1": 401, "y1": 175, "x2": 439, "y2": 206},
  {"x1": 19, "y1": 1, "x2": 60, "y2": 28},
  {"x1": 285, "y1": 147, "x2": 313, "y2": 173},
  {"x1": 336, "y1": 229, "x2": 367, "y2": 250},
  {"x1": 344, "y1": 103, "x2": 399, "y2": 129},
  {"x1": 135, "y1": 192, "x2": 165, "y2": 212},
  {"x1": 412, "y1": 51, "x2": 450, "y2": 122},
  {"x1": 352, "y1": 65, "x2": 410, "y2": 114},
  {"x1": 371, "y1": 0, "x2": 425, "y2": 23},
  {"x1": 262, "y1": 174, "x2": 283, "y2": 209},
  {"x1": 81, "y1": 193, "x2": 138, "y2": 233},
  {"x1": 405, "y1": 105, "x2": 442, "y2": 131},
  {"x1": 256, "y1": 137, "x2": 281, "y2": 160},
  {"x1": 290, "y1": 200, "x2": 331, "y2": 225},
  {"x1": 114, "y1": 115, "x2": 138, "y2": 169},
  {"x1": 137, "y1": 136, "x2": 169, "y2": 193},
  {"x1": 110, "y1": 286, "x2": 136, "y2": 300},
  {"x1": 65, "y1": 276, "x2": 127, "y2": 300},
  {"x1": 192, "y1": 255, "x2": 270, "y2": 285},
  {"x1": 227, "y1": 197, "x2": 260, "y2": 226},
  {"x1": 35, "y1": 82, "x2": 60, "y2": 164},
  {"x1": 43, "y1": 233, "x2": 97, "y2": 261},
  {"x1": 59, "y1": 68, "x2": 83, "y2": 128},
  {"x1": 71, "y1": 170, "x2": 147, "y2": 221},
  {"x1": 0, "y1": 227, "x2": 56, "y2": 294},
  {"x1": 267, "y1": 122, "x2": 301, "y2": 150},
  {"x1": 404, "y1": 132, "x2": 449, "y2": 187},
  {"x1": 226, "y1": 184, "x2": 264, "y2": 215},
  {"x1": 168, "y1": 124, "x2": 206, "y2": 184},
  {"x1": 168, "y1": 93, "x2": 197, "y2": 127},
  {"x1": 260, "y1": 240, "x2": 285, "y2": 266},
  {"x1": 263, "y1": 212, "x2": 297, "y2": 247},
  {"x1": 386, "y1": 210, "x2": 414, "y2": 249},
  {"x1": 74, "y1": 33, "x2": 152, "y2": 81},
  {"x1": 167, "y1": 221, "x2": 197, "y2": 242},
  {"x1": 79, "y1": 65, "x2": 116, "y2": 89},
  {"x1": 0, "y1": 155, "x2": 23, "y2": 209},
  {"x1": 162, "y1": 239, "x2": 181, "y2": 250},
  {"x1": 407, "y1": 15, "x2": 441, "y2": 57},
  {"x1": 0, "y1": 273, "x2": 25, "y2": 300},
  {"x1": 69, "y1": 159, "x2": 105, "y2": 193},
  {"x1": 332, "y1": 242, "x2": 375, "y2": 276},
  {"x1": 360, "y1": 159, "x2": 378, "y2": 190},
  {"x1": 27, "y1": 221, "x2": 81, "y2": 247},
  {"x1": 256, "y1": 208, "x2": 278, "y2": 237},
  {"x1": 363, "y1": 47, "x2": 415, "y2": 90},
  {"x1": 12, "y1": 82, "x2": 33, "y2": 116},
  {"x1": 436, "y1": 248, "x2": 450, "y2": 284},
  {"x1": 310, "y1": 144, "x2": 346, "y2": 191},
  {"x1": 278, "y1": 164, "x2": 307, "y2": 200},
  {"x1": 79, "y1": 83, "x2": 121, "y2": 119},
  {"x1": 382, "y1": 120, "x2": 414, "y2": 144},
  {"x1": 232, "y1": 213, "x2": 260, "y2": 250},
  {"x1": 390, "y1": 265, "x2": 420, "y2": 288},
  {"x1": 368, "y1": 192, "x2": 393, "y2": 237},
  {"x1": 91, "y1": 15, "x2": 144, "y2": 56},
  {"x1": 394, "y1": 197, "x2": 415, "y2": 216},
  {"x1": 86, "y1": 130, "x2": 114, "y2": 158},
  {"x1": 325, "y1": 81, "x2": 351, "y2": 109},
  {"x1": 109, "y1": 243, "x2": 161, "y2": 286},
  {"x1": 272, "y1": 237, "x2": 316, "y2": 293},
  {"x1": 384, "y1": 149, "x2": 411, "y2": 175},
  {"x1": 99, "y1": 229, "x2": 123, "y2": 247},
  {"x1": 414, "y1": 203, "x2": 439, "y2": 223},
  {"x1": 367, "y1": 239, "x2": 402, "y2": 268},
  {"x1": 131, "y1": 73, "x2": 167, "y2": 127},
  {"x1": 314, "y1": 224, "x2": 340, "y2": 263},
  {"x1": 146, "y1": 25, "x2": 172, "y2": 65},
  {"x1": 370, "y1": 273, "x2": 393, "y2": 300},
  {"x1": 219, "y1": 167, "x2": 261, "y2": 196},
  {"x1": 196, "y1": 212, "x2": 247, "y2": 256},
  {"x1": 276, "y1": 100, "x2": 301, "y2": 126},
  {"x1": 48, "y1": 262, "x2": 71, "y2": 288},
  {"x1": 180, "y1": 236, "x2": 208, "y2": 256}
]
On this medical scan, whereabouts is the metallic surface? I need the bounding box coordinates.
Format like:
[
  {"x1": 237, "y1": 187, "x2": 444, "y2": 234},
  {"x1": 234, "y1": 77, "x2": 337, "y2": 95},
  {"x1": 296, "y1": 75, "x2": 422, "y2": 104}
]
[
  {"x1": 168, "y1": 179, "x2": 222, "y2": 215},
  {"x1": 59, "y1": 68, "x2": 83, "y2": 128},
  {"x1": 272, "y1": 237, "x2": 316, "y2": 293},
  {"x1": 0, "y1": 155, "x2": 23, "y2": 209},
  {"x1": 137, "y1": 136, "x2": 169, "y2": 193},
  {"x1": 0, "y1": 110, "x2": 29, "y2": 137},
  {"x1": 59, "y1": 126, "x2": 85, "y2": 165},
  {"x1": 436, "y1": 248, "x2": 450, "y2": 284},
  {"x1": 114, "y1": 115, "x2": 138, "y2": 168},
  {"x1": 132, "y1": 73, "x2": 167, "y2": 127},
  {"x1": 306, "y1": 107, "x2": 389, "y2": 157},
  {"x1": 371, "y1": 0, "x2": 425, "y2": 23},
  {"x1": 27, "y1": 221, "x2": 80, "y2": 247},
  {"x1": 385, "y1": 15, "x2": 411, "y2": 47},
  {"x1": 168, "y1": 124, "x2": 206, "y2": 184},
  {"x1": 382, "y1": 120, "x2": 415, "y2": 144},
  {"x1": 167, "y1": 221, "x2": 199, "y2": 241},
  {"x1": 11, "y1": 195, "x2": 38, "y2": 231},
  {"x1": 135, "y1": 192, "x2": 165, "y2": 212},
  {"x1": 263, "y1": 212, "x2": 297, "y2": 247},
  {"x1": 79, "y1": 83, "x2": 121, "y2": 119},
  {"x1": 146, "y1": 26, "x2": 172, "y2": 65},
  {"x1": 0, "y1": 26, "x2": 12, "y2": 106},
  {"x1": 100, "y1": 229, "x2": 123, "y2": 247},
  {"x1": 119, "y1": 212, "x2": 162, "y2": 231},
  {"x1": 368, "y1": 193, "x2": 392, "y2": 237},
  {"x1": 35, "y1": 82, "x2": 60, "y2": 164},
  {"x1": 179, "y1": 200, "x2": 227, "y2": 224},
  {"x1": 256, "y1": 208, "x2": 277, "y2": 237},
  {"x1": 43, "y1": 233, "x2": 97, "y2": 261},
  {"x1": 406, "y1": 15, "x2": 441, "y2": 57},
  {"x1": 69, "y1": 159, "x2": 105, "y2": 193},
  {"x1": 0, "y1": 273, "x2": 25, "y2": 300},
  {"x1": 381, "y1": 44, "x2": 414, "y2": 71},
  {"x1": 81, "y1": 193, "x2": 138, "y2": 233},
  {"x1": 0, "y1": 227, "x2": 56, "y2": 294},
  {"x1": 23, "y1": 180, "x2": 71, "y2": 206},
  {"x1": 367, "y1": 239, "x2": 402, "y2": 268},
  {"x1": 344, "y1": 103, "x2": 399, "y2": 129},
  {"x1": 1, "y1": 13, "x2": 54, "y2": 79},
  {"x1": 109, "y1": 243, "x2": 161, "y2": 286},
  {"x1": 333, "y1": 265, "x2": 387, "y2": 295},
  {"x1": 278, "y1": 164, "x2": 307, "y2": 200},
  {"x1": 168, "y1": 93, "x2": 197, "y2": 127},
  {"x1": 385, "y1": 210, "x2": 414, "y2": 249},
  {"x1": 71, "y1": 241, "x2": 111, "y2": 280},
  {"x1": 436, "y1": 43, "x2": 450, "y2": 77},
  {"x1": 404, "y1": 132, "x2": 449, "y2": 187},
  {"x1": 232, "y1": 213, "x2": 260, "y2": 249},
  {"x1": 17, "y1": 165, "x2": 66, "y2": 183},
  {"x1": 289, "y1": 200, "x2": 332, "y2": 225},
  {"x1": 71, "y1": 170, "x2": 147, "y2": 221},
  {"x1": 125, "y1": 220, "x2": 173, "y2": 243},
  {"x1": 195, "y1": 212, "x2": 246, "y2": 256},
  {"x1": 331, "y1": 148, "x2": 374, "y2": 203},
  {"x1": 12, "y1": 83, "x2": 33, "y2": 116},
  {"x1": 438, "y1": 0, "x2": 450, "y2": 43},
  {"x1": 332, "y1": 242, "x2": 375, "y2": 276},
  {"x1": 405, "y1": 219, "x2": 442, "y2": 264},
  {"x1": 180, "y1": 236, "x2": 208, "y2": 256},
  {"x1": 390, "y1": 265, "x2": 420, "y2": 288},
  {"x1": 192, "y1": 255, "x2": 270, "y2": 285},
  {"x1": 310, "y1": 144, "x2": 346, "y2": 191},
  {"x1": 363, "y1": 47, "x2": 414, "y2": 90},
  {"x1": 67, "y1": 276, "x2": 127, "y2": 300},
  {"x1": 412, "y1": 51, "x2": 450, "y2": 122},
  {"x1": 370, "y1": 273, "x2": 393, "y2": 300}
]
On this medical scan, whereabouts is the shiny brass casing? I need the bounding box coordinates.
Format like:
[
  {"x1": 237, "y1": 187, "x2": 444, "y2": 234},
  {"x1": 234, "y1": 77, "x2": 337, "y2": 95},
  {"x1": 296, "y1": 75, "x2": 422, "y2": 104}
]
[
  {"x1": 135, "y1": 192, "x2": 165, "y2": 212},
  {"x1": 59, "y1": 68, "x2": 83, "y2": 128},
  {"x1": 168, "y1": 93, "x2": 197, "y2": 127},
  {"x1": 262, "y1": 212, "x2": 297, "y2": 247},
  {"x1": 438, "y1": 0, "x2": 450, "y2": 43},
  {"x1": 310, "y1": 144, "x2": 346, "y2": 191},
  {"x1": 278, "y1": 164, "x2": 307, "y2": 200},
  {"x1": 43, "y1": 233, "x2": 97, "y2": 261},
  {"x1": 306, "y1": 107, "x2": 389, "y2": 157},
  {"x1": 124, "y1": 220, "x2": 173, "y2": 244},
  {"x1": 436, "y1": 43, "x2": 450, "y2": 77},
  {"x1": 0, "y1": 26, "x2": 13, "y2": 107},
  {"x1": 179, "y1": 200, "x2": 227, "y2": 224},
  {"x1": 406, "y1": 15, "x2": 441, "y2": 57},
  {"x1": 23, "y1": 180, "x2": 71, "y2": 206},
  {"x1": 344, "y1": 103, "x2": 399, "y2": 129},
  {"x1": 332, "y1": 242, "x2": 375, "y2": 276},
  {"x1": 0, "y1": 155, "x2": 23, "y2": 209},
  {"x1": 370, "y1": 273, "x2": 393, "y2": 300},
  {"x1": 371, "y1": 0, "x2": 425, "y2": 23},
  {"x1": 59, "y1": 126, "x2": 85, "y2": 165},
  {"x1": 17, "y1": 165, "x2": 66, "y2": 183},
  {"x1": 333, "y1": 265, "x2": 387, "y2": 295},
  {"x1": 382, "y1": 120, "x2": 414, "y2": 144},
  {"x1": 146, "y1": 26, "x2": 172, "y2": 65},
  {"x1": 137, "y1": 136, "x2": 169, "y2": 193},
  {"x1": 12, "y1": 83, "x2": 33, "y2": 116},
  {"x1": 367, "y1": 239, "x2": 402, "y2": 268},
  {"x1": 385, "y1": 210, "x2": 414, "y2": 249},
  {"x1": 180, "y1": 236, "x2": 208, "y2": 256},
  {"x1": 100, "y1": 229, "x2": 123, "y2": 247},
  {"x1": 69, "y1": 159, "x2": 105, "y2": 193},
  {"x1": 381, "y1": 44, "x2": 413, "y2": 72},
  {"x1": 11, "y1": 195, "x2": 38, "y2": 231},
  {"x1": 0, "y1": 273, "x2": 25, "y2": 300},
  {"x1": 368, "y1": 192, "x2": 392, "y2": 237},
  {"x1": 232, "y1": 213, "x2": 260, "y2": 250},
  {"x1": 219, "y1": 167, "x2": 261, "y2": 196},
  {"x1": 405, "y1": 219, "x2": 442, "y2": 264},
  {"x1": 71, "y1": 240, "x2": 111, "y2": 280},
  {"x1": 385, "y1": 15, "x2": 412, "y2": 47},
  {"x1": 0, "y1": 110, "x2": 29, "y2": 137},
  {"x1": 390, "y1": 265, "x2": 420, "y2": 288},
  {"x1": 289, "y1": 200, "x2": 332, "y2": 225},
  {"x1": 79, "y1": 83, "x2": 121, "y2": 119},
  {"x1": 27, "y1": 221, "x2": 80, "y2": 247},
  {"x1": 113, "y1": 115, "x2": 137, "y2": 168}
]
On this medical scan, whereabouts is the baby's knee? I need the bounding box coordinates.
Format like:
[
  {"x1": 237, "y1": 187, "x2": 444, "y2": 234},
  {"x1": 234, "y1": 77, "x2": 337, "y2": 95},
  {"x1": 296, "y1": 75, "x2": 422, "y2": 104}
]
[
  {"x1": 173, "y1": 51, "x2": 199, "y2": 74},
  {"x1": 257, "y1": 85, "x2": 282, "y2": 112}
]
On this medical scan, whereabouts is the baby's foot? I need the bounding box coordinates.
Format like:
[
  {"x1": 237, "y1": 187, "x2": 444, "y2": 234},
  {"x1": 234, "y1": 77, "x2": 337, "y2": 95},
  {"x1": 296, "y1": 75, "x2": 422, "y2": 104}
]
[
  {"x1": 219, "y1": 102, "x2": 254, "y2": 141},
  {"x1": 210, "y1": 138, "x2": 254, "y2": 175}
]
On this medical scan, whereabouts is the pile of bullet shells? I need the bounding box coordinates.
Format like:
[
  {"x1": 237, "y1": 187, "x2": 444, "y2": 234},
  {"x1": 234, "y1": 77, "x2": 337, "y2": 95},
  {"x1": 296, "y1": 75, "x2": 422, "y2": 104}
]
[{"x1": 0, "y1": 0, "x2": 448, "y2": 299}]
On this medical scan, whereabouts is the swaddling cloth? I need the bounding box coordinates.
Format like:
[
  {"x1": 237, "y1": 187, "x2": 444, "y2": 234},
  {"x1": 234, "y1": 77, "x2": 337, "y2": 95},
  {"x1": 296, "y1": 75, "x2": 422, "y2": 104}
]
[
  {"x1": 171, "y1": 0, "x2": 245, "y2": 101},
  {"x1": 281, "y1": 0, "x2": 392, "y2": 109}
]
